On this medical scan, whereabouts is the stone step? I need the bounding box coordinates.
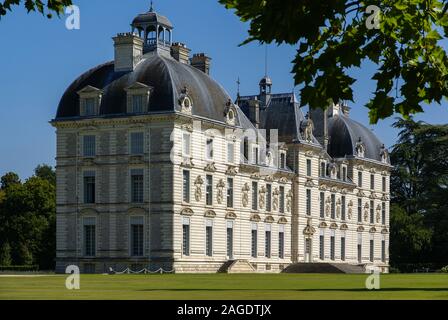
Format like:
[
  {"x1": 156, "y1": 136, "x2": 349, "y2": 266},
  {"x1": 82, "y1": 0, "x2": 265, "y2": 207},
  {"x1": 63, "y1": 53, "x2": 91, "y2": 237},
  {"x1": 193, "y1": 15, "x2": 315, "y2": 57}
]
[{"x1": 283, "y1": 263, "x2": 365, "y2": 274}]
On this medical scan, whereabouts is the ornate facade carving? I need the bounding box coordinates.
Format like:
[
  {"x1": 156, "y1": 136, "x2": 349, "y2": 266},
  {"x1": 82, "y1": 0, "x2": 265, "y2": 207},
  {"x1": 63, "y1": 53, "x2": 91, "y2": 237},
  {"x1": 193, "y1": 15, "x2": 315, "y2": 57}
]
[
  {"x1": 242, "y1": 183, "x2": 250, "y2": 207},
  {"x1": 216, "y1": 179, "x2": 225, "y2": 204},
  {"x1": 272, "y1": 187, "x2": 279, "y2": 211},
  {"x1": 259, "y1": 186, "x2": 266, "y2": 209},
  {"x1": 194, "y1": 176, "x2": 204, "y2": 202}
]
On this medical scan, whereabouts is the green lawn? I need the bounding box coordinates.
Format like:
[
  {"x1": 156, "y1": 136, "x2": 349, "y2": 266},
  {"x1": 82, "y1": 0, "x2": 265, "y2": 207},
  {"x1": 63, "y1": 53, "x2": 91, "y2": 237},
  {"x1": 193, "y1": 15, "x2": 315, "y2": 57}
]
[{"x1": 0, "y1": 273, "x2": 447, "y2": 300}]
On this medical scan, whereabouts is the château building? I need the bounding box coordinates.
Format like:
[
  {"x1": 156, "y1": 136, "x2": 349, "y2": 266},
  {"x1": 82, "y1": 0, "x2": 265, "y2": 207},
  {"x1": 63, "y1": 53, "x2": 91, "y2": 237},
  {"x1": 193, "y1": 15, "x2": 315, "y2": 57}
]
[{"x1": 52, "y1": 6, "x2": 391, "y2": 274}]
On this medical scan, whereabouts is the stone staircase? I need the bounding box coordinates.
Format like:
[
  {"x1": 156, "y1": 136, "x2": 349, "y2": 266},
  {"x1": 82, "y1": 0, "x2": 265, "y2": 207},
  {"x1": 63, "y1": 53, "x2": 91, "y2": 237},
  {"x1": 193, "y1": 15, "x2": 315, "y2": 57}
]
[
  {"x1": 219, "y1": 260, "x2": 256, "y2": 273},
  {"x1": 283, "y1": 263, "x2": 365, "y2": 274}
]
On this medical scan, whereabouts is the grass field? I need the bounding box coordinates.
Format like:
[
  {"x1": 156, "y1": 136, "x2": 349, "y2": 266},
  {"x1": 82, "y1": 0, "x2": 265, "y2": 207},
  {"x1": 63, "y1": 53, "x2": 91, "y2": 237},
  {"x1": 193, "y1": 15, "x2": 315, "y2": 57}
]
[{"x1": 0, "y1": 273, "x2": 447, "y2": 300}]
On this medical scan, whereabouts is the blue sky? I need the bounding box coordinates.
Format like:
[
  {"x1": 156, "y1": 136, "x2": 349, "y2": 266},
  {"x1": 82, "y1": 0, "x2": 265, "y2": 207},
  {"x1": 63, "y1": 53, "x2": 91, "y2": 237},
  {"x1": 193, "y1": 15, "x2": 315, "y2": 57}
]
[{"x1": 1, "y1": 0, "x2": 447, "y2": 179}]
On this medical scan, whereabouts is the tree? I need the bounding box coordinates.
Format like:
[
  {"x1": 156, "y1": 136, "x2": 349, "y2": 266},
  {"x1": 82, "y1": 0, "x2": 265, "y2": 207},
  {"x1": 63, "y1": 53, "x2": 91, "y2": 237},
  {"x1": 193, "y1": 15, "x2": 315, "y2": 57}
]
[
  {"x1": 389, "y1": 204, "x2": 432, "y2": 264},
  {"x1": 390, "y1": 118, "x2": 448, "y2": 267},
  {"x1": 35, "y1": 164, "x2": 56, "y2": 186},
  {"x1": 0, "y1": 169, "x2": 56, "y2": 269},
  {"x1": 1, "y1": 172, "x2": 20, "y2": 189},
  {"x1": 0, "y1": 0, "x2": 72, "y2": 19},
  {"x1": 220, "y1": 0, "x2": 448, "y2": 123},
  {"x1": 0, "y1": 242, "x2": 12, "y2": 266}
]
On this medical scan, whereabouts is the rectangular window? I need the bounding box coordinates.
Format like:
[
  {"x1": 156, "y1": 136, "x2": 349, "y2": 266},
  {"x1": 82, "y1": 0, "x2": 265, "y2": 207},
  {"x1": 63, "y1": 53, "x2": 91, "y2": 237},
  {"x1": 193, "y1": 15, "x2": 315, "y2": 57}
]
[
  {"x1": 251, "y1": 224, "x2": 258, "y2": 258},
  {"x1": 83, "y1": 135, "x2": 96, "y2": 157},
  {"x1": 331, "y1": 194, "x2": 336, "y2": 219},
  {"x1": 279, "y1": 231, "x2": 285, "y2": 259},
  {"x1": 182, "y1": 133, "x2": 191, "y2": 157},
  {"x1": 243, "y1": 138, "x2": 249, "y2": 163},
  {"x1": 280, "y1": 153, "x2": 286, "y2": 169},
  {"x1": 330, "y1": 235, "x2": 335, "y2": 260},
  {"x1": 358, "y1": 198, "x2": 362, "y2": 223},
  {"x1": 131, "y1": 169, "x2": 144, "y2": 203},
  {"x1": 251, "y1": 223, "x2": 258, "y2": 258},
  {"x1": 206, "y1": 175, "x2": 213, "y2": 206},
  {"x1": 206, "y1": 138, "x2": 213, "y2": 160},
  {"x1": 227, "y1": 178, "x2": 234, "y2": 208},
  {"x1": 358, "y1": 233, "x2": 362, "y2": 263},
  {"x1": 279, "y1": 186, "x2": 285, "y2": 214},
  {"x1": 306, "y1": 159, "x2": 312, "y2": 176},
  {"x1": 320, "y1": 192, "x2": 325, "y2": 218},
  {"x1": 183, "y1": 170, "x2": 190, "y2": 203},
  {"x1": 266, "y1": 184, "x2": 272, "y2": 212},
  {"x1": 130, "y1": 132, "x2": 144, "y2": 155},
  {"x1": 358, "y1": 171, "x2": 363, "y2": 188},
  {"x1": 320, "y1": 162, "x2": 326, "y2": 177},
  {"x1": 382, "y1": 176, "x2": 386, "y2": 192},
  {"x1": 341, "y1": 237, "x2": 346, "y2": 261},
  {"x1": 370, "y1": 200, "x2": 374, "y2": 224},
  {"x1": 341, "y1": 196, "x2": 346, "y2": 221},
  {"x1": 130, "y1": 217, "x2": 144, "y2": 257},
  {"x1": 83, "y1": 171, "x2": 95, "y2": 204},
  {"x1": 206, "y1": 220, "x2": 213, "y2": 257},
  {"x1": 319, "y1": 234, "x2": 325, "y2": 260},
  {"x1": 370, "y1": 239, "x2": 374, "y2": 262},
  {"x1": 227, "y1": 222, "x2": 233, "y2": 258},
  {"x1": 382, "y1": 202, "x2": 386, "y2": 225},
  {"x1": 253, "y1": 147, "x2": 259, "y2": 164},
  {"x1": 370, "y1": 174, "x2": 375, "y2": 190},
  {"x1": 85, "y1": 98, "x2": 95, "y2": 116},
  {"x1": 265, "y1": 228, "x2": 271, "y2": 258},
  {"x1": 84, "y1": 218, "x2": 96, "y2": 257},
  {"x1": 252, "y1": 182, "x2": 258, "y2": 211},
  {"x1": 381, "y1": 239, "x2": 386, "y2": 262},
  {"x1": 342, "y1": 167, "x2": 347, "y2": 182},
  {"x1": 306, "y1": 189, "x2": 311, "y2": 216},
  {"x1": 227, "y1": 142, "x2": 235, "y2": 163},
  {"x1": 182, "y1": 218, "x2": 190, "y2": 256},
  {"x1": 132, "y1": 95, "x2": 144, "y2": 113}
]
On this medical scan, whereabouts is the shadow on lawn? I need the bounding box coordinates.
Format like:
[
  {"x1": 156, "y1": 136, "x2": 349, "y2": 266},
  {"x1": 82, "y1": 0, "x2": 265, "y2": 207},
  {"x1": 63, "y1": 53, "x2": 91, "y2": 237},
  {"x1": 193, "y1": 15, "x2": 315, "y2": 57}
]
[{"x1": 138, "y1": 288, "x2": 448, "y2": 292}]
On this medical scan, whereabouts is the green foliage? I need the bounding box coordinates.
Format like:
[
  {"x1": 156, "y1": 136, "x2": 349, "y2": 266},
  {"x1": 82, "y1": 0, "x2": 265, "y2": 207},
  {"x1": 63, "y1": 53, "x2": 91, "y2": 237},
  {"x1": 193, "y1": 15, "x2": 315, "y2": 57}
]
[
  {"x1": 34, "y1": 164, "x2": 56, "y2": 186},
  {"x1": 0, "y1": 242, "x2": 12, "y2": 266},
  {"x1": 0, "y1": 0, "x2": 72, "y2": 19},
  {"x1": 220, "y1": 0, "x2": 448, "y2": 123},
  {"x1": 1, "y1": 172, "x2": 20, "y2": 189},
  {"x1": 441, "y1": 266, "x2": 448, "y2": 273},
  {"x1": 389, "y1": 204, "x2": 432, "y2": 263},
  {"x1": 0, "y1": 165, "x2": 56, "y2": 269},
  {"x1": 390, "y1": 118, "x2": 448, "y2": 267}
]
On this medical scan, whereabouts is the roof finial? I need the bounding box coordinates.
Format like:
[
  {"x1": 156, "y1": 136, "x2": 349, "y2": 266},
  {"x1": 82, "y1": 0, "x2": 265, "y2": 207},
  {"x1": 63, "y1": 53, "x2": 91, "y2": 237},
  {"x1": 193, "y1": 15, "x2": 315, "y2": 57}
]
[
  {"x1": 264, "y1": 44, "x2": 268, "y2": 77},
  {"x1": 149, "y1": 0, "x2": 154, "y2": 12},
  {"x1": 236, "y1": 77, "x2": 241, "y2": 98}
]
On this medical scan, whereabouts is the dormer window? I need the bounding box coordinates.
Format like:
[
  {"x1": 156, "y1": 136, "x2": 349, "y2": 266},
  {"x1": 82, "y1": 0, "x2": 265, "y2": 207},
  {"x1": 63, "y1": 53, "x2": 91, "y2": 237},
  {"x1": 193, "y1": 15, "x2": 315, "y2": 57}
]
[
  {"x1": 77, "y1": 85, "x2": 103, "y2": 117},
  {"x1": 179, "y1": 86, "x2": 193, "y2": 114},
  {"x1": 125, "y1": 82, "x2": 151, "y2": 114},
  {"x1": 224, "y1": 99, "x2": 237, "y2": 125},
  {"x1": 280, "y1": 152, "x2": 286, "y2": 169},
  {"x1": 132, "y1": 95, "x2": 144, "y2": 113}
]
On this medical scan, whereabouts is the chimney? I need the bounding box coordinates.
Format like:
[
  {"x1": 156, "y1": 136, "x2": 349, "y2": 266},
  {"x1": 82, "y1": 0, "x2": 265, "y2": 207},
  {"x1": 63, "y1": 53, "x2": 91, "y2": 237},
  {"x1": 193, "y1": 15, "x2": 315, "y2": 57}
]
[
  {"x1": 191, "y1": 53, "x2": 211, "y2": 75},
  {"x1": 341, "y1": 103, "x2": 351, "y2": 117},
  {"x1": 248, "y1": 99, "x2": 260, "y2": 129},
  {"x1": 171, "y1": 42, "x2": 191, "y2": 64},
  {"x1": 113, "y1": 33, "x2": 144, "y2": 72},
  {"x1": 309, "y1": 107, "x2": 329, "y2": 151}
]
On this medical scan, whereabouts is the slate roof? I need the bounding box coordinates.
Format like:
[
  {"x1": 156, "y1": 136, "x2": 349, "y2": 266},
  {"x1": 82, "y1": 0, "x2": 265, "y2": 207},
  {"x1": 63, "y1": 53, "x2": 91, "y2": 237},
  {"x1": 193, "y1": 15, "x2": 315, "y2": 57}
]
[
  {"x1": 132, "y1": 10, "x2": 173, "y2": 28},
  {"x1": 327, "y1": 114, "x2": 385, "y2": 162},
  {"x1": 55, "y1": 53, "x2": 250, "y2": 127}
]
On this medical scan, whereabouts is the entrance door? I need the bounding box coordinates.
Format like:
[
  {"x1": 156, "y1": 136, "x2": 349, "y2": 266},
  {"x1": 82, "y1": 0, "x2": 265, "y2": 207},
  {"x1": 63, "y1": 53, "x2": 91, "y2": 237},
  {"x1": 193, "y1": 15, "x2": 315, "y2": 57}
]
[{"x1": 305, "y1": 238, "x2": 312, "y2": 263}]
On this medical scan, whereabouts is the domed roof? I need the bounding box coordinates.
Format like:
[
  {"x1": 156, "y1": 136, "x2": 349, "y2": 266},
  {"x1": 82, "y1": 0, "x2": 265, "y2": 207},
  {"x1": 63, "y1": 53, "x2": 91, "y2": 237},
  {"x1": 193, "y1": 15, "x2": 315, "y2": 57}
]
[
  {"x1": 327, "y1": 114, "x2": 388, "y2": 163},
  {"x1": 132, "y1": 8, "x2": 172, "y2": 28},
  {"x1": 56, "y1": 54, "x2": 242, "y2": 125}
]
